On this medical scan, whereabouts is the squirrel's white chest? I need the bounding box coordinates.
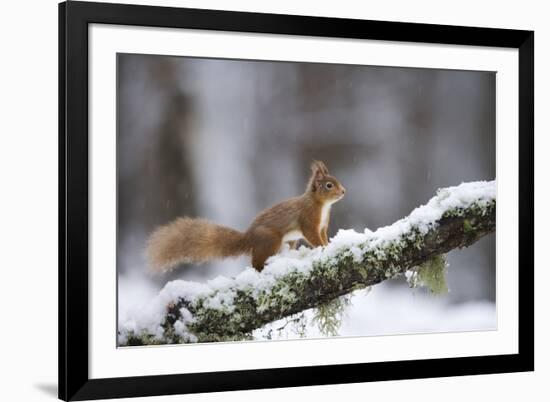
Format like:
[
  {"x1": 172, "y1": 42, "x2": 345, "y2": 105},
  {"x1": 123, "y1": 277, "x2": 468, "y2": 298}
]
[
  {"x1": 319, "y1": 203, "x2": 332, "y2": 229},
  {"x1": 282, "y1": 202, "x2": 334, "y2": 244}
]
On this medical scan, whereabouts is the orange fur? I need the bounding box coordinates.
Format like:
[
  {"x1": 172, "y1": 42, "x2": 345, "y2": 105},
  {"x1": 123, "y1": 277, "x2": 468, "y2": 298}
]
[
  {"x1": 147, "y1": 160, "x2": 345, "y2": 272},
  {"x1": 147, "y1": 218, "x2": 248, "y2": 272}
]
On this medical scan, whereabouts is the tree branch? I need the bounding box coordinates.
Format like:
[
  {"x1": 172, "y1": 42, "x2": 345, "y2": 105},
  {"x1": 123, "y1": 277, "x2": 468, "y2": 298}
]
[{"x1": 120, "y1": 181, "x2": 495, "y2": 345}]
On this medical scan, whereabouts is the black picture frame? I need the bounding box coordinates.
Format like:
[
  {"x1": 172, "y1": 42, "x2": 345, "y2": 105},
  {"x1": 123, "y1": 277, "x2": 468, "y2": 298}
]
[{"x1": 59, "y1": 1, "x2": 534, "y2": 400}]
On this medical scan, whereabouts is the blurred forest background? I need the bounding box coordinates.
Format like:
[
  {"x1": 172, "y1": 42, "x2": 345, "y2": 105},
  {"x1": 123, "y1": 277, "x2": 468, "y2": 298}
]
[{"x1": 117, "y1": 53, "x2": 496, "y2": 337}]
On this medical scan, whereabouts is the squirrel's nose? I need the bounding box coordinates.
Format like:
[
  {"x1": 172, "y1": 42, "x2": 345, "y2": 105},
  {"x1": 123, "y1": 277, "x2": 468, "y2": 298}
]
[{"x1": 341, "y1": 187, "x2": 346, "y2": 195}]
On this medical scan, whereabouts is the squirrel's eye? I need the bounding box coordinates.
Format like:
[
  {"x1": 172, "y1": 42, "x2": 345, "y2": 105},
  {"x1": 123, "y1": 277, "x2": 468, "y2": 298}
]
[{"x1": 325, "y1": 182, "x2": 334, "y2": 190}]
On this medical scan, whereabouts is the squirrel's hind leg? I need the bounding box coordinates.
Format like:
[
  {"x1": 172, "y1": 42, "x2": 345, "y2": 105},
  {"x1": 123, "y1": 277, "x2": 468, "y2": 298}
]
[{"x1": 250, "y1": 227, "x2": 282, "y2": 272}]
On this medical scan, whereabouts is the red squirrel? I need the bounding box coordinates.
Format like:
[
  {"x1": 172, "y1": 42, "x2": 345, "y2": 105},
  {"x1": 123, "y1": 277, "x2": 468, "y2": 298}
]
[{"x1": 147, "y1": 160, "x2": 345, "y2": 272}]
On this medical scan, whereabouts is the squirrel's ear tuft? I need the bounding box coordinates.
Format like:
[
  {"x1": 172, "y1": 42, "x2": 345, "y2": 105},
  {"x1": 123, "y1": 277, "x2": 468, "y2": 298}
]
[
  {"x1": 311, "y1": 160, "x2": 329, "y2": 176},
  {"x1": 307, "y1": 160, "x2": 329, "y2": 192}
]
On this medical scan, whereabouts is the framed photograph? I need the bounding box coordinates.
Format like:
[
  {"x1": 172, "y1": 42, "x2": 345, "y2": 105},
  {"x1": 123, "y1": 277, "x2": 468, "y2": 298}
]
[{"x1": 59, "y1": 1, "x2": 534, "y2": 400}]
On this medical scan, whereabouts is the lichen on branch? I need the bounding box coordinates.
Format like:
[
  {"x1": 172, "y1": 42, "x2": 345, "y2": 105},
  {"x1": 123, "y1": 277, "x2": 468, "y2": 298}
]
[{"x1": 119, "y1": 180, "x2": 496, "y2": 346}]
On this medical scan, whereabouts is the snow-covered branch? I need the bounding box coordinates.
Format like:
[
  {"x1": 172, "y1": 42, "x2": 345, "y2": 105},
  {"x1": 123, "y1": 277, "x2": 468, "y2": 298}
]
[{"x1": 119, "y1": 181, "x2": 496, "y2": 345}]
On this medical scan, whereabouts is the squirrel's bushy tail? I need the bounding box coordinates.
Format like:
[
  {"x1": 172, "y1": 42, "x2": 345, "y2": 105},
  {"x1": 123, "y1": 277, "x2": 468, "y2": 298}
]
[{"x1": 147, "y1": 217, "x2": 249, "y2": 272}]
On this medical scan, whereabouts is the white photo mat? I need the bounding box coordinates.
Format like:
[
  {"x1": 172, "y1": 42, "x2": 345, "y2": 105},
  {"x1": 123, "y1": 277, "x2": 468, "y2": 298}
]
[{"x1": 89, "y1": 23, "x2": 518, "y2": 379}]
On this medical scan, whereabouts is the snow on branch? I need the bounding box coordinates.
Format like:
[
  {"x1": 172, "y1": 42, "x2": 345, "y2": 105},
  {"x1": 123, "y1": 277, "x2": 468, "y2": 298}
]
[{"x1": 119, "y1": 180, "x2": 496, "y2": 345}]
